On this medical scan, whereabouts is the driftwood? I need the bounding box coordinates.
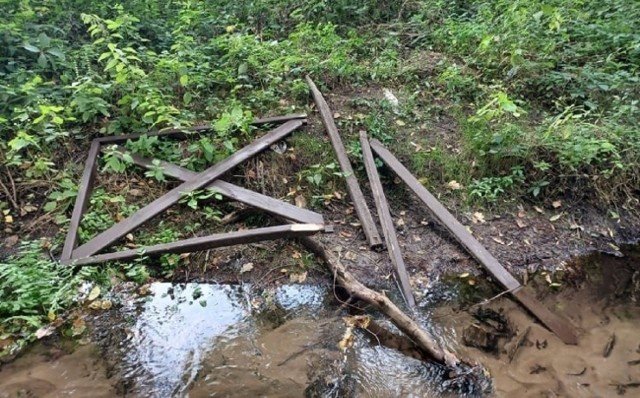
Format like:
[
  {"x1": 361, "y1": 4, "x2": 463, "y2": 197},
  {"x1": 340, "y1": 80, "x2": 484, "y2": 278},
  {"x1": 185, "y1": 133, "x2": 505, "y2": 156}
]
[
  {"x1": 298, "y1": 236, "x2": 459, "y2": 367},
  {"x1": 359, "y1": 131, "x2": 415, "y2": 307},
  {"x1": 369, "y1": 139, "x2": 578, "y2": 345},
  {"x1": 71, "y1": 119, "x2": 304, "y2": 260},
  {"x1": 71, "y1": 224, "x2": 324, "y2": 266},
  {"x1": 105, "y1": 145, "x2": 324, "y2": 225},
  {"x1": 306, "y1": 76, "x2": 383, "y2": 250}
]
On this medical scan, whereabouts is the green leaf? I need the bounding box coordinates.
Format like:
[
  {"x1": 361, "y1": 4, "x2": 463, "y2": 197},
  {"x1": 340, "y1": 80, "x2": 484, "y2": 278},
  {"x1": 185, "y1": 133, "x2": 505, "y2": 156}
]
[
  {"x1": 22, "y1": 43, "x2": 40, "y2": 53},
  {"x1": 179, "y1": 75, "x2": 189, "y2": 86},
  {"x1": 46, "y1": 48, "x2": 66, "y2": 60},
  {"x1": 37, "y1": 53, "x2": 48, "y2": 68},
  {"x1": 183, "y1": 92, "x2": 193, "y2": 105}
]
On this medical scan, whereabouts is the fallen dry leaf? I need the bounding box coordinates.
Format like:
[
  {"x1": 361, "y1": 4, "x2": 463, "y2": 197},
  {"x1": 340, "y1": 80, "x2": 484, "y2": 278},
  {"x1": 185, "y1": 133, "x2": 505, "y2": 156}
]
[
  {"x1": 35, "y1": 326, "x2": 55, "y2": 339},
  {"x1": 552, "y1": 200, "x2": 562, "y2": 209},
  {"x1": 471, "y1": 212, "x2": 486, "y2": 224},
  {"x1": 534, "y1": 206, "x2": 544, "y2": 214},
  {"x1": 549, "y1": 213, "x2": 563, "y2": 222},
  {"x1": 239, "y1": 263, "x2": 254, "y2": 274},
  {"x1": 126, "y1": 233, "x2": 134, "y2": 241},
  {"x1": 515, "y1": 219, "x2": 527, "y2": 229},
  {"x1": 459, "y1": 272, "x2": 470, "y2": 279},
  {"x1": 289, "y1": 272, "x2": 307, "y2": 283},
  {"x1": 344, "y1": 251, "x2": 357, "y2": 261},
  {"x1": 395, "y1": 120, "x2": 406, "y2": 126},
  {"x1": 4, "y1": 215, "x2": 13, "y2": 223},
  {"x1": 492, "y1": 237, "x2": 506, "y2": 245},
  {"x1": 294, "y1": 195, "x2": 307, "y2": 208},
  {"x1": 87, "y1": 286, "x2": 101, "y2": 302},
  {"x1": 72, "y1": 318, "x2": 86, "y2": 336},
  {"x1": 5, "y1": 235, "x2": 19, "y2": 247},
  {"x1": 446, "y1": 180, "x2": 462, "y2": 190}
]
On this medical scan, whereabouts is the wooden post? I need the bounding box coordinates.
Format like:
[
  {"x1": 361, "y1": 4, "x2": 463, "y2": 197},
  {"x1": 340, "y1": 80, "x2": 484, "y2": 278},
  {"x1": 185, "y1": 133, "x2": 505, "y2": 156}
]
[
  {"x1": 306, "y1": 76, "x2": 383, "y2": 250},
  {"x1": 70, "y1": 224, "x2": 324, "y2": 266},
  {"x1": 359, "y1": 132, "x2": 415, "y2": 307},
  {"x1": 370, "y1": 139, "x2": 578, "y2": 345},
  {"x1": 60, "y1": 140, "x2": 101, "y2": 260},
  {"x1": 106, "y1": 145, "x2": 324, "y2": 225},
  {"x1": 71, "y1": 119, "x2": 304, "y2": 260}
]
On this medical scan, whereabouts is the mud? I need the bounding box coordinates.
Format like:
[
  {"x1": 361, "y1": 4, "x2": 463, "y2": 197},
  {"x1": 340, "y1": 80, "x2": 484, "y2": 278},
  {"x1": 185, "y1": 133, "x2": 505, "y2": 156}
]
[{"x1": 0, "y1": 344, "x2": 115, "y2": 397}]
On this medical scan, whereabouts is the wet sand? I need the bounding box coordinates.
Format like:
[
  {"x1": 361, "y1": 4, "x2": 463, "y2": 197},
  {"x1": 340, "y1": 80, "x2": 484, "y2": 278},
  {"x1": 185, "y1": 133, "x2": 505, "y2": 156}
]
[
  {"x1": 438, "y1": 285, "x2": 640, "y2": 397},
  {"x1": 0, "y1": 344, "x2": 115, "y2": 397}
]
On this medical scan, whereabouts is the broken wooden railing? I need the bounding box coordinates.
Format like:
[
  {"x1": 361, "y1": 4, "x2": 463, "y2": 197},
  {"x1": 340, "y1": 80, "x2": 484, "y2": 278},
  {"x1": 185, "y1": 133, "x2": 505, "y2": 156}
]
[
  {"x1": 61, "y1": 115, "x2": 325, "y2": 266},
  {"x1": 306, "y1": 76, "x2": 383, "y2": 250},
  {"x1": 367, "y1": 139, "x2": 578, "y2": 345}
]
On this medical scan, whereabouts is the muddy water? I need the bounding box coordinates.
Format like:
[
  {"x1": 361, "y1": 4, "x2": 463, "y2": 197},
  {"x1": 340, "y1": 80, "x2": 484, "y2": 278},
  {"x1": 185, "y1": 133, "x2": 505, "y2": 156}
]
[{"x1": 1, "y1": 245, "x2": 639, "y2": 397}]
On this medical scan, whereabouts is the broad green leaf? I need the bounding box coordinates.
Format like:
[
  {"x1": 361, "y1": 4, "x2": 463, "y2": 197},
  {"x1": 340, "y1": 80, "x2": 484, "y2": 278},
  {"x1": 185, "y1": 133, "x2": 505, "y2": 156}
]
[
  {"x1": 22, "y1": 43, "x2": 40, "y2": 53},
  {"x1": 180, "y1": 75, "x2": 189, "y2": 86},
  {"x1": 37, "y1": 53, "x2": 48, "y2": 68}
]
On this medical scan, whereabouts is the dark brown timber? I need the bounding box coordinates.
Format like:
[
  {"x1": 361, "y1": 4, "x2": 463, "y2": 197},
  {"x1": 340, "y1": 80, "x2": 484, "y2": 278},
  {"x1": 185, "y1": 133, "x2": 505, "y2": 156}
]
[
  {"x1": 71, "y1": 224, "x2": 323, "y2": 266},
  {"x1": 305, "y1": 76, "x2": 383, "y2": 250},
  {"x1": 105, "y1": 145, "x2": 324, "y2": 225},
  {"x1": 369, "y1": 139, "x2": 578, "y2": 345},
  {"x1": 60, "y1": 140, "x2": 101, "y2": 260},
  {"x1": 97, "y1": 114, "x2": 307, "y2": 144},
  {"x1": 71, "y1": 119, "x2": 304, "y2": 260},
  {"x1": 359, "y1": 132, "x2": 415, "y2": 307}
]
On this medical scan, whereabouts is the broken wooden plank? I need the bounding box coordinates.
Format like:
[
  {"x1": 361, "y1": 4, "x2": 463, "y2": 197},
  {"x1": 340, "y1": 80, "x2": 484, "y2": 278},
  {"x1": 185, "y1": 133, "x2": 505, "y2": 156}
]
[
  {"x1": 359, "y1": 132, "x2": 415, "y2": 308},
  {"x1": 105, "y1": 145, "x2": 324, "y2": 225},
  {"x1": 306, "y1": 76, "x2": 382, "y2": 249},
  {"x1": 251, "y1": 113, "x2": 307, "y2": 126},
  {"x1": 70, "y1": 224, "x2": 323, "y2": 266},
  {"x1": 60, "y1": 140, "x2": 101, "y2": 260},
  {"x1": 97, "y1": 114, "x2": 308, "y2": 144},
  {"x1": 370, "y1": 139, "x2": 578, "y2": 345},
  {"x1": 71, "y1": 119, "x2": 304, "y2": 260}
]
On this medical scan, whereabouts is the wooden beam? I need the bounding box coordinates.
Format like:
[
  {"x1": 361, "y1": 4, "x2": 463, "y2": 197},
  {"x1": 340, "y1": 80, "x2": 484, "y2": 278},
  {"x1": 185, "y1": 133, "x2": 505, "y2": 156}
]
[
  {"x1": 306, "y1": 76, "x2": 383, "y2": 249},
  {"x1": 97, "y1": 114, "x2": 307, "y2": 144},
  {"x1": 70, "y1": 224, "x2": 324, "y2": 266},
  {"x1": 105, "y1": 145, "x2": 324, "y2": 225},
  {"x1": 359, "y1": 132, "x2": 415, "y2": 308},
  {"x1": 60, "y1": 140, "x2": 101, "y2": 260},
  {"x1": 369, "y1": 139, "x2": 578, "y2": 345},
  {"x1": 71, "y1": 119, "x2": 304, "y2": 260}
]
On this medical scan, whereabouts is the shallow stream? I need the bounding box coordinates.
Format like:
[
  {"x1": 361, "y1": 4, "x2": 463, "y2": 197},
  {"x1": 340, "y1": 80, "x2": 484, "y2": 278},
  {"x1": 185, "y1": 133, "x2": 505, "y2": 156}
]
[{"x1": 0, "y1": 244, "x2": 638, "y2": 397}]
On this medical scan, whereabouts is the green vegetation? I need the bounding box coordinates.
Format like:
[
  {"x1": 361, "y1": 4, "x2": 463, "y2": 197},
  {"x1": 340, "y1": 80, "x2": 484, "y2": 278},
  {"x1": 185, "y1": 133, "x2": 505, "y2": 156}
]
[{"x1": 1, "y1": 0, "x2": 639, "y2": 356}]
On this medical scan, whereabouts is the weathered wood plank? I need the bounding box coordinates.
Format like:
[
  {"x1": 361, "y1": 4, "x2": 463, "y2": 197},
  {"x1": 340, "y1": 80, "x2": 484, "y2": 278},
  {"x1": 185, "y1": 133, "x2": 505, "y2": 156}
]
[
  {"x1": 359, "y1": 132, "x2": 415, "y2": 307},
  {"x1": 71, "y1": 224, "x2": 324, "y2": 266},
  {"x1": 60, "y1": 140, "x2": 101, "y2": 260},
  {"x1": 105, "y1": 145, "x2": 324, "y2": 225},
  {"x1": 306, "y1": 76, "x2": 383, "y2": 249},
  {"x1": 71, "y1": 120, "x2": 304, "y2": 260},
  {"x1": 97, "y1": 114, "x2": 307, "y2": 144},
  {"x1": 370, "y1": 139, "x2": 578, "y2": 345}
]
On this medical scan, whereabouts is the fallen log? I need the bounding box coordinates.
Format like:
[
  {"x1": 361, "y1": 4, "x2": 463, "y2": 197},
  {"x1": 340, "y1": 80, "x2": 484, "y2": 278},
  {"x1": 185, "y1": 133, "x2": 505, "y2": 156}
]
[
  {"x1": 369, "y1": 139, "x2": 578, "y2": 345},
  {"x1": 359, "y1": 131, "x2": 416, "y2": 308},
  {"x1": 297, "y1": 236, "x2": 459, "y2": 367},
  {"x1": 306, "y1": 76, "x2": 383, "y2": 250}
]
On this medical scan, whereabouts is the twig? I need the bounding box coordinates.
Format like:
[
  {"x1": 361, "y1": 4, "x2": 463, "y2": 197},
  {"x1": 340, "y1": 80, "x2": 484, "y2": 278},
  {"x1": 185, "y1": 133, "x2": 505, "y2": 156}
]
[
  {"x1": 0, "y1": 175, "x2": 19, "y2": 211},
  {"x1": 470, "y1": 286, "x2": 520, "y2": 309}
]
